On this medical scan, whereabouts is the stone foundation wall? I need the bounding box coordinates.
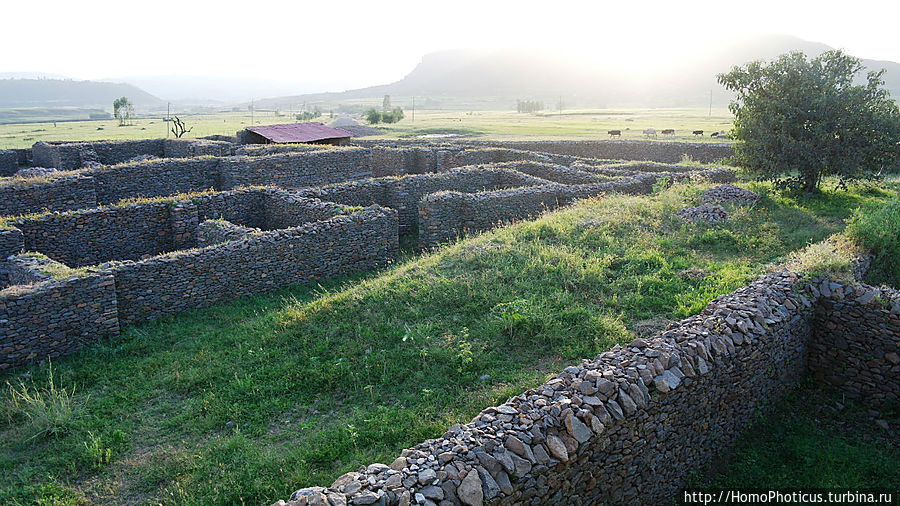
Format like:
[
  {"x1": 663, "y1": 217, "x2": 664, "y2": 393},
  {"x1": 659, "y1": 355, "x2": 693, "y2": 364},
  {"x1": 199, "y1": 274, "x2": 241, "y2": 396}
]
[
  {"x1": 417, "y1": 173, "x2": 661, "y2": 249},
  {"x1": 278, "y1": 270, "x2": 817, "y2": 506},
  {"x1": 11, "y1": 202, "x2": 177, "y2": 268},
  {"x1": 91, "y1": 158, "x2": 221, "y2": 204},
  {"x1": 0, "y1": 147, "x2": 376, "y2": 216},
  {"x1": 33, "y1": 139, "x2": 167, "y2": 170},
  {"x1": 31, "y1": 138, "x2": 231, "y2": 170},
  {"x1": 196, "y1": 219, "x2": 259, "y2": 247},
  {"x1": 162, "y1": 138, "x2": 234, "y2": 158},
  {"x1": 109, "y1": 206, "x2": 397, "y2": 324},
  {"x1": 0, "y1": 272, "x2": 119, "y2": 371},
  {"x1": 264, "y1": 192, "x2": 349, "y2": 230},
  {"x1": 294, "y1": 167, "x2": 551, "y2": 232},
  {"x1": 357, "y1": 139, "x2": 735, "y2": 165},
  {"x1": 492, "y1": 161, "x2": 606, "y2": 184},
  {"x1": 0, "y1": 150, "x2": 19, "y2": 176},
  {"x1": 0, "y1": 189, "x2": 399, "y2": 368},
  {"x1": 0, "y1": 173, "x2": 97, "y2": 217},
  {"x1": 478, "y1": 140, "x2": 734, "y2": 164},
  {"x1": 218, "y1": 149, "x2": 372, "y2": 189},
  {"x1": 5, "y1": 254, "x2": 61, "y2": 286},
  {"x1": 0, "y1": 228, "x2": 24, "y2": 289},
  {"x1": 192, "y1": 189, "x2": 267, "y2": 230},
  {"x1": 810, "y1": 283, "x2": 900, "y2": 405}
]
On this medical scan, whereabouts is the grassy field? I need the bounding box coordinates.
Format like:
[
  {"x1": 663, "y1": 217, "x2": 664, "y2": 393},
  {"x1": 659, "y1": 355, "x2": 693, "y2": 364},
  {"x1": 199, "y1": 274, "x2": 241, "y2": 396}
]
[
  {"x1": 2, "y1": 178, "x2": 897, "y2": 505},
  {"x1": 0, "y1": 108, "x2": 734, "y2": 149}
]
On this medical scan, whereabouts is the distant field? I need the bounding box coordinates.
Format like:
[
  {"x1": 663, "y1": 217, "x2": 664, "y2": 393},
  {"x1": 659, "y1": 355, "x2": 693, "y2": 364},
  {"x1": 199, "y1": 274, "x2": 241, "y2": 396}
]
[{"x1": 0, "y1": 108, "x2": 734, "y2": 149}]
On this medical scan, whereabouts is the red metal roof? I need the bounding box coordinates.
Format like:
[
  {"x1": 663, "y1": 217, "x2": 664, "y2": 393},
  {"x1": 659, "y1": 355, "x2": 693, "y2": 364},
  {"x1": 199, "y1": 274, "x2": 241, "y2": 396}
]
[{"x1": 245, "y1": 122, "x2": 355, "y2": 143}]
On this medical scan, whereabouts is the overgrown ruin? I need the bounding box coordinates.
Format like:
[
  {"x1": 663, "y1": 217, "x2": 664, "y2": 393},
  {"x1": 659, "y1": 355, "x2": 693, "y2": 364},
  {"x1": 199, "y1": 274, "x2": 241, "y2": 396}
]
[{"x1": 1, "y1": 137, "x2": 896, "y2": 505}]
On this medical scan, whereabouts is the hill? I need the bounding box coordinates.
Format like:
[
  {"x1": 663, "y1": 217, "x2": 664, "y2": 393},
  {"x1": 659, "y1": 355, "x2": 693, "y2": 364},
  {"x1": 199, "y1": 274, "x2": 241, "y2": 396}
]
[
  {"x1": 0, "y1": 78, "x2": 165, "y2": 110},
  {"x1": 254, "y1": 35, "x2": 900, "y2": 110}
]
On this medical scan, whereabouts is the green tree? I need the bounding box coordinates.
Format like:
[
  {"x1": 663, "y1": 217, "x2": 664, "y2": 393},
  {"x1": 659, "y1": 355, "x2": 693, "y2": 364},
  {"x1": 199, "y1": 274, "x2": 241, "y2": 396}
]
[
  {"x1": 113, "y1": 96, "x2": 134, "y2": 126},
  {"x1": 718, "y1": 50, "x2": 900, "y2": 191},
  {"x1": 364, "y1": 108, "x2": 381, "y2": 124},
  {"x1": 391, "y1": 106, "x2": 404, "y2": 122}
]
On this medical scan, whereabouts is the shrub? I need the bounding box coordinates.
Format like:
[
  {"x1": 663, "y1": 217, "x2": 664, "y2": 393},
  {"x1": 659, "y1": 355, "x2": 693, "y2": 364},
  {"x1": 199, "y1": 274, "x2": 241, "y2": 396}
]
[
  {"x1": 3, "y1": 363, "x2": 82, "y2": 440},
  {"x1": 845, "y1": 198, "x2": 900, "y2": 286},
  {"x1": 364, "y1": 108, "x2": 381, "y2": 125}
]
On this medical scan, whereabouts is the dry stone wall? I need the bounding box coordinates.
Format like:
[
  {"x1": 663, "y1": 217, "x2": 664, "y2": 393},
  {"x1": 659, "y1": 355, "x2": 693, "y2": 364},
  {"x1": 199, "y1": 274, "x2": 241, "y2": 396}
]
[
  {"x1": 1, "y1": 188, "x2": 399, "y2": 368},
  {"x1": 0, "y1": 150, "x2": 19, "y2": 176},
  {"x1": 0, "y1": 148, "x2": 376, "y2": 217},
  {"x1": 108, "y1": 206, "x2": 397, "y2": 324},
  {"x1": 278, "y1": 269, "x2": 899, "y2": 506},
  {"x1": 91, "y1": 158, "x2": 220, "y2": 204},
  {"x1": 478, "y1": 140, "x2": 734, "y2": 164},
  {"x1": 417, "y1": 169, "x2": 735, "y2": 249},
  {"x1": 294, "y1": 167, "x2": 552, "y2": 232},
  {"x1": 0, "y1": 272, "x2": 119, "y2": 371},
  {"x1": 810, "y1": 283, "x2": 900, "y2": 405},
  {"x1": 32, "y1": 138, "x2": 231, "y2": 170},
  {"x1": 196, "y1": 219, "x2": 259, "y2": 247},
  {"x1": 6, "y1": 254, "x2": 62, "y2": 286},
  {"x1": 218, "y1": 149, "x2": 372, "y2": 189},
  {"x1": 33, "y1": 139, "x2": 166, "y2": 170},
  {"x1": 11, "y1": 202, "x2": 177, "y2": 268},
  {"x1": 357, "y1": 139, "x2": 734, "y2": 165},
  {"x1": 0, "y1": 173, "x2": 97, "y2": 217}
]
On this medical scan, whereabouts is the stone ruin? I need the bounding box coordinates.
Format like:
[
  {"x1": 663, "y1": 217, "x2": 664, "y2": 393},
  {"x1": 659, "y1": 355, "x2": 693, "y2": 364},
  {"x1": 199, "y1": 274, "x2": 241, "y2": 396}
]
[
  {"x1": 676, "y1": 203, "x2": 729, "y2": 223},
  {"x1": 676, "y1": 184, "x2": 762, "y2": 223},
  {"x1": 0, "y1": 138, "x2": 737, "y2": 370},
  {"x1": 0, "y1": 137, "x2": 896, "y2": 504},
  {"x1": 277, "y1": 268, "x2": 899, "y2": 506},
  {"x1": 702, "y1": 183, "x2": 761, "y2": 205}
]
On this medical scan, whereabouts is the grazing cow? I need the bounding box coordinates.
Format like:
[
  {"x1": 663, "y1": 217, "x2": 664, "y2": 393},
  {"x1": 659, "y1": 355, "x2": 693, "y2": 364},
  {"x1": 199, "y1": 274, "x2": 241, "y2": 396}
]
[
  {"x1": 643, "y1": 128, "x2": 657, "y2": 138},
  {"x1": 608, "y1": 130, "x2": 621, "y2": 138},
  {"x1": 661, "y1": 129, "x2": 675, "y2": 135},
  {"x1": 710, "y1": 132, "x2": 719, "y2": 137},
  {"x1": 692, "y1": 130, "x2": 703, "y2": 136}
]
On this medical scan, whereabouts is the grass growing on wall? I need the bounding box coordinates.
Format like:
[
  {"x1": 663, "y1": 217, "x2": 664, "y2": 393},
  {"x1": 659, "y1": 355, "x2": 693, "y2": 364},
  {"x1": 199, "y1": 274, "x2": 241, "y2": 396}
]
[{"x1": 0, "y1": 179, "x2": 897, "y2": 505}]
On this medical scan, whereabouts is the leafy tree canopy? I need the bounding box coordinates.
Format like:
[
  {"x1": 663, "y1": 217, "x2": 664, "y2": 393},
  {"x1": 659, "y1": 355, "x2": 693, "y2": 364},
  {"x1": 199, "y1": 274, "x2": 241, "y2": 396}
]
[{"x1": 718, "y1": 50, "x2": 900, "y2": 191}]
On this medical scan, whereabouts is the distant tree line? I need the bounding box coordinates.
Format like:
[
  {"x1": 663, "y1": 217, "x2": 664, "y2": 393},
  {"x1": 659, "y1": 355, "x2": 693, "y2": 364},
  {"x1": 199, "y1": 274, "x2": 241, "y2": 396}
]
[
  {"x1": 365, "y1": 106, "x2": 405, "y2": 124},
  {"x1": 516, "y1": 99, "x2": 544, "y2": 113},
  {"x1": 296, "y1": 107, "x2": 322, "y2": 121}
]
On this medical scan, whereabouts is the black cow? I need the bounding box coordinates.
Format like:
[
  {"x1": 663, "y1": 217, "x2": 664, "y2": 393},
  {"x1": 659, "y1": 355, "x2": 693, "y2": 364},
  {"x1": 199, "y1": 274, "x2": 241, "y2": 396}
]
[
  {"x1": 692, "y1": 130, "x2": 703, "y2": 136},
  {"x1": 608, "y1": 130, "x2": 621, "y2": 137}
]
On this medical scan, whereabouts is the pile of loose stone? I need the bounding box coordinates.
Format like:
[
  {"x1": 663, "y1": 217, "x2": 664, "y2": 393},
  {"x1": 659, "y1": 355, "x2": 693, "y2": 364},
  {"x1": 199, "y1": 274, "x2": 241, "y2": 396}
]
[
  {"x1": 13, "y1": 166, "x2": 58, "y2": 178},
  {"x1": 675, "y1": 184, "x2": 760, "y2": 223},
  {"x1": 701, "y1": 184, "x2": 760, "y2": 206},
  {"x1": 675, "y1": 203, "x2": 728, "y2": 223}
]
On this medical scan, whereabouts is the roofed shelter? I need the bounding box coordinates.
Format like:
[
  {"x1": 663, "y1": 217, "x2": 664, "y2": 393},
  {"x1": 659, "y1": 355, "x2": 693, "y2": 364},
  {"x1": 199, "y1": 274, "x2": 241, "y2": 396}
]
[{"x1": 237, "y1": 122, "x2": 355, "y2": 145}]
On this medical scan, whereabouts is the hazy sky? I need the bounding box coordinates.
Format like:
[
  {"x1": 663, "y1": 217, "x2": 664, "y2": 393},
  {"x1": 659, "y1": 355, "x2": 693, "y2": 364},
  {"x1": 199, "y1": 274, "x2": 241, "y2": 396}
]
[{"x1": 3, "y1": 0, "x2": 898, "y2": 91}]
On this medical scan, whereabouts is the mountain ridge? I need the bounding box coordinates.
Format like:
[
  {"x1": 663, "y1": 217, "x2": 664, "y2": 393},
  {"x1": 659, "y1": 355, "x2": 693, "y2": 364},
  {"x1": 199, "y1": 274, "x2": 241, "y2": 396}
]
[{"x1": 253, "y1": 35, "x2": 900, "y2": 109}]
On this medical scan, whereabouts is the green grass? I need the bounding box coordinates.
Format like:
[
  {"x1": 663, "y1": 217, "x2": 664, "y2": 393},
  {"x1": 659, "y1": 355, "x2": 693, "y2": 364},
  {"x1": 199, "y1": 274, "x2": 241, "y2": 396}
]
[
  {"x1": 1, "y1": 180, "x2": 897, "y2": 505},
  {"x1": 696, "y1": 380, "x2": 899, "y2": 490},
  {"x1": 0, "y1": 108, "x2": 735, "y2": 149},
  {"x1": 846, "y1": 196, "x2": 900, "y2": 286}
]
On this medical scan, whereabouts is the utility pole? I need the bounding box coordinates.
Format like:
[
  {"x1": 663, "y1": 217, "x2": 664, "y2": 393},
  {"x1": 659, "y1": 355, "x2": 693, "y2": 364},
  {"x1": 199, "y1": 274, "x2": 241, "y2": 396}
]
[
  {"x1": 164, "y1": 102, "x2": 172, "y2": 138},
  {"x1": 412, "y1": 96, "x2": 415, "y2": 123},
  {"x1": 251, "y1": 98, "x2": 254, "y2": 125},
  {"x1": 708, "y1": 90, "x2": 712, "y2": 119},
  {"x1": 559, "y1": 95, "x2": 563, "y2": 118}
]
